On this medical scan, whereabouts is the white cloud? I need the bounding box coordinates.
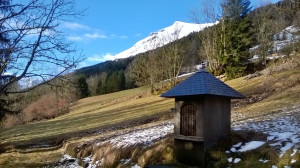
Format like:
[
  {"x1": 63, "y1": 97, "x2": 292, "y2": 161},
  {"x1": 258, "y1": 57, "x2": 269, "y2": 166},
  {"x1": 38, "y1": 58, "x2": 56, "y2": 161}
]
[
  {"x1": 119, "y1": 35, "x2": 128, "y2": 39},
  {"x1": 3, "y1": 72, "x2": 12, "y2": 76},
  {"x1": 110, "y1": 34, "x2": 128, "y2": 39},
  {"x1": 135, "y1": 33, "x2": 142, "y2": 37},
  {"x1": 67, "y1": 36, "x2": 83, "y2": 41},
  {"x1": 77, "y1": 62, "x2": 87, "y2": 69},
  {"x1": 84, "y1": 32, "x2": 107, "y2": 39},
  {"x1": 63, "y1": 22, "x2": 90, "y2": 30},
  {"x1": 87, "y1": 53, "x2": 115, "y2": 62}
]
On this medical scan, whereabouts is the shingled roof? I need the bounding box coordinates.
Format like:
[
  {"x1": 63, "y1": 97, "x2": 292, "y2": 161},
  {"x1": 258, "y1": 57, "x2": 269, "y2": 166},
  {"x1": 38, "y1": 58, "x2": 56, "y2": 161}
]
[{"x1": 161, "y1": 70, "x2": 244, "y2": 99}]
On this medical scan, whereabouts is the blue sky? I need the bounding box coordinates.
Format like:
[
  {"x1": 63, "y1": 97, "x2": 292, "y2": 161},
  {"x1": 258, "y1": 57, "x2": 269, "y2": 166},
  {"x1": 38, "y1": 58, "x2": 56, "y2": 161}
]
[{"x1": 63, "y1": 0, "x2": 280, "y2": 68}]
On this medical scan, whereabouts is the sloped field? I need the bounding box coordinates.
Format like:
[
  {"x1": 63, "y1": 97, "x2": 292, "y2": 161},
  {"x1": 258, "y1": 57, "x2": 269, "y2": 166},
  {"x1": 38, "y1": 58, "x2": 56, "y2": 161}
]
[{"x1": 0, "y1": 56, "x2": 299, "y2": 167}]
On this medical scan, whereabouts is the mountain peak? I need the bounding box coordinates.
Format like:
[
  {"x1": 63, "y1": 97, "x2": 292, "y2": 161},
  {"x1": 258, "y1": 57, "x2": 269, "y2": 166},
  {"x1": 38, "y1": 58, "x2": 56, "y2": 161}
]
[
  {"x1": 173, "y1": 20, "x2": 185, "y2": 24},
  {"x1": 110, "y1": 21, "x2": 216, "y2": 60}
]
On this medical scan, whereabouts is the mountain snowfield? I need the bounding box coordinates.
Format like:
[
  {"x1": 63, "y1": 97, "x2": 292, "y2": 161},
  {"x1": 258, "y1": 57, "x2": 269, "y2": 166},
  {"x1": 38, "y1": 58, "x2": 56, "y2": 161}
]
[{"x1": 111, "y1": 21, "x2": 215, "y2": 60}]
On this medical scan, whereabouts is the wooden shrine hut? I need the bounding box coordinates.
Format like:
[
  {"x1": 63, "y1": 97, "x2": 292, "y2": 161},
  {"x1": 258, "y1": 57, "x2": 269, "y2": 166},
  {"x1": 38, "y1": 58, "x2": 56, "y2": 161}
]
[{"x1": 161, "y1": 69, "x2": 244, "y2": 166}]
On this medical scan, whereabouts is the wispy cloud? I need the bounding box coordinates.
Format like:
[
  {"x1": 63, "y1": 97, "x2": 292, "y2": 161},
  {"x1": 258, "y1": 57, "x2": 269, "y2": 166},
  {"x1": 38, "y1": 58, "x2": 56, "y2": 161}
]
[
  {"x1": 135, "y1": 33, "x2": 142, "y2": 37},
  {"x1": 119, "y1": 35, "x2": 128, "y2": 39},
  {"x1": 87, "y1": 53, "x2": 115, "y2": 62},
  {"x1": 67, "y1": 32, "x2": 108, "y2": 41},
  {"x1": 66, "y1": 29, "x2": 128, "y2": 42},
  {"x1": 67, "y1": 36, "x2": 83, "y2": 41},
  {"x1": 111, "y1": 34, "x2": 128, "y2": 39},
  {"x1": 77, "y1": 62, "x2": 87, "y2": 69},
  {"x1": 63, "y1": 22, "x2": 90, "y2": 30},
  {"x1": 84, "y1": 32, "x2": 108, "y2": 39},
  {"x1": 3, "y1": 72, "x2": 12, "y2": 76}
]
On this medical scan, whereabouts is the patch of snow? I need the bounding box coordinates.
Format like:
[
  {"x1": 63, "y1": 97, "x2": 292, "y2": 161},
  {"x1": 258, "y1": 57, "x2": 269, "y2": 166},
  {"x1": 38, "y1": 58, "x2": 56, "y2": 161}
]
[
  {"x1": 238, "y1": 141, "x2": 265, "y2": 152},
  {"x1": 108, "y1": 122, "x2": 174, "y2": 148},
  {"x1": 233, "y1": 127, "x2": 242, "y2": 131},
  {"x1": 79, "y1": 155, "x2": 104, "y2": 168},
  {"x1": 230, "y1": 142, "x2": 242, "y2": 152},
  {"x1": 249, "y1": 55, "x2": 259, "y2": 61},
  {"x1": 233, "y1": 142, "x2": 243, "y2": 148},
  {"x1": 82, "y1": 155, "x2": 92, "y2": 163},
  {"x1": 56, "y1": 122, "x2": 174, "y2": 167},
  {"x1": 259, "y1": 159, "x2": 269, "y2": 163},
  {"x1": 120, "y1": 159, "x2": 131, "y2": 165},
  {"x1": 232, "y1": 106, "x2": 300, "y2": 157},
  {"x1": 291, "y1": 159, "x2": 296, "y2": 164},
  {"x1": 291, "y1": 149, "x2": 297, "y2": 156},
  {"x1": 230, "y1": 148, "x2": 237, "y2": 152},
  {"x1": 250, "y1": 45, "x2": 259, "y2": 51},
  {"x1": 131, "y1": 163, "x2": 141, "y2": 168},
  {"x1": 55, "y1": 154, "x2": 82, "y2": 168},
  {"x1": 96, "y1": 122, "x2": 174, "y2": 148},
  {"x1": 234, "y1": 158, "x2": 241, "y2": 163},
  {"x1": 280, "y1": 143, "x2": 294, "y2": 157},
  {"x1": 250, "y1": 25, "x2": 299, "y2": 61},
  {"x1": 227, "y1": 157, "x2": 241, "y2": 163},
  {"x1": 267, "y1": 135, "x2": 276, "y2": 141}
]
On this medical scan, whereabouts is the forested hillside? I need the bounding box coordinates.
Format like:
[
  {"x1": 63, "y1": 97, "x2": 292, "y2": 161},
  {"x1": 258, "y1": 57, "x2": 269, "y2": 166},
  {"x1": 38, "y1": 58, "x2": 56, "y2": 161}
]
[
  {"x1": 1, "y1": 0, "x2": 299, "y2": 127},
  {"x1": 74, "y1": 0, "x2": 299, "y2": 97}
]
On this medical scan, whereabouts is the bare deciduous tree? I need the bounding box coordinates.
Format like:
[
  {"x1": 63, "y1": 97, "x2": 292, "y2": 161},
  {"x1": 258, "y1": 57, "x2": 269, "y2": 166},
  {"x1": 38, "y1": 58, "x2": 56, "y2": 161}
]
[
  {"x1": 254, "y1": 5, "x2": 275, "y2": 66},
  {"x1": 161, "y1": 24, "x2": 185, "y2": 87},
  {"x1": 86, "y1": 74, "x2": 99, "y2": 96},
  {"x1": 0, "y1": 0, "x2": 83, "y2": 120},
  {"x1": 191, "y1": 0, "x2": 222, "y2": 74}
]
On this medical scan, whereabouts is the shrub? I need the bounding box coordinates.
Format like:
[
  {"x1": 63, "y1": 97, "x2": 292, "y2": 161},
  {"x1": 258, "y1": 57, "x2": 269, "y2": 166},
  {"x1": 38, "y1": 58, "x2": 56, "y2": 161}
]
[
  {"x1": 2, "y1": 114, "x2": 23, "y2": 128},
  {"x1": 225, "y1": 66, "x2": 246, "y2": 80},
  {"x1": 23, "y1": 94, "x2": 69, "y2": 123}
]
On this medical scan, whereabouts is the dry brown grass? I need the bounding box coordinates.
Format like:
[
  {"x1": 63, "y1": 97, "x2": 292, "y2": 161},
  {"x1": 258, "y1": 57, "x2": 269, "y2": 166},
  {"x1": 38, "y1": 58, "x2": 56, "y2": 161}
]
[
  {"x1": 66, "y1": 137, "x2": 174, "y2": 168},
  {"x1": 2, "y1": 114, "x2": 23, "y2": 128},
  {"x1": 228, "y1": 56, "x2": 300, "y2": 118},
  {"x1": 0, "y1": 54, "x2": 299, "y2": 167}
]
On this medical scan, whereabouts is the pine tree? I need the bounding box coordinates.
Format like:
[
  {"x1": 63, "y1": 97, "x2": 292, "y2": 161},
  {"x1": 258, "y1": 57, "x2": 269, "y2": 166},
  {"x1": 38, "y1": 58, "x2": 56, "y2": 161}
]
[
  {"x1": 96, "y1": 79, "x2": 103, "y2": 95},
  {"x1": 218, "y1": 0, "x2": 253, "y2": 79},
  {"x1": 77, "y1": 75, "x2": 89, "y2": 99}
]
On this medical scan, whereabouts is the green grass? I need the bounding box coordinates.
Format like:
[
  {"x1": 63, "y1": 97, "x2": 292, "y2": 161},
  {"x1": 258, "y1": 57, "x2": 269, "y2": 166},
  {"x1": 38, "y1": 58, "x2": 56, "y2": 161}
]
[
  {"x1": 0, "y1": 86, "x2": 174, "y2": 167},
  {"x1": 0, "y1": 86, "x2": 173, "y2": 149}
]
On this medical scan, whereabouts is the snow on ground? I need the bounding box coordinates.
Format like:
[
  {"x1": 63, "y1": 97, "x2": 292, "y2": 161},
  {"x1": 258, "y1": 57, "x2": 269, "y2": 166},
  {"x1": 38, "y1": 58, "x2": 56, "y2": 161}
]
[
  {"x1": 54, "y1": 154, "x2": 82, "y2": 168},
  {"x1": 230, "y1": 141, "x2": 265, "y2": 152},
  {"x1": 238, "y1": 141, "x2": 266, "y2": 152},
  {"x1": 249, "y1": 25, "x2": 299, "y2": 62},
  {"x1": 231, "y1": 105, "x2": 300, "y2": 165},
  {"x1": 96, "y1": 122, "x2": 174, "y2": 148},
  {"x1": 131, "y1": 164, "x2": 141, "y2": 168},
  {"x1": 56, "y1": 105, "x2": 299, "y2": 167},
  {"x1": 259, "y1": 158, "x2": 270, "y2": 163},
  {"x1": 55, "y1": 122, "x2": 173, "y2": 168},
  {"x1": 228, "y1": 157, "x2": 241, "y2": 163},
  {"x1": 109, "y1": 122, "x2": 173, "y2": 148}
]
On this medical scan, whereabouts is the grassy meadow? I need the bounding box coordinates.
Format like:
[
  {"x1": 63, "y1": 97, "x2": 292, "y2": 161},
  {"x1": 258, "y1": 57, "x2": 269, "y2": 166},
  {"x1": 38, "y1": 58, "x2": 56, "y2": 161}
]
[{"x1": 0, "y1": 55, "x2": 299, "y2": 167}]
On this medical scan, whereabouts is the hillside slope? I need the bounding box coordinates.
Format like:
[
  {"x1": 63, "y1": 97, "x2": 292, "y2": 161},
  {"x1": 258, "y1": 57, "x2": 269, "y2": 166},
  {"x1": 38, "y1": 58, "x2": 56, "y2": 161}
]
[{"x1": 0, "y1": 55, "x2": 299, "y2": 167}]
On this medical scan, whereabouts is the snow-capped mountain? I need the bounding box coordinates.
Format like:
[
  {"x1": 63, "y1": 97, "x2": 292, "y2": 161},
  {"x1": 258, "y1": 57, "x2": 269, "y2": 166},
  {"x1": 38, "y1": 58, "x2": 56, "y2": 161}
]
[{"x1": 111, "y1": 21, "x2": 216, "y2": 60}]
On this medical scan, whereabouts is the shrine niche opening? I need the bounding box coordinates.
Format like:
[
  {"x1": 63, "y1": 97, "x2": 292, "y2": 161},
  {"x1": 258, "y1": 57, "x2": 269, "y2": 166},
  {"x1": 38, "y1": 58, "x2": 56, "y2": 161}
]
[{"x1": 180, "y1": 104, "x2": 196, "y2": 136}]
